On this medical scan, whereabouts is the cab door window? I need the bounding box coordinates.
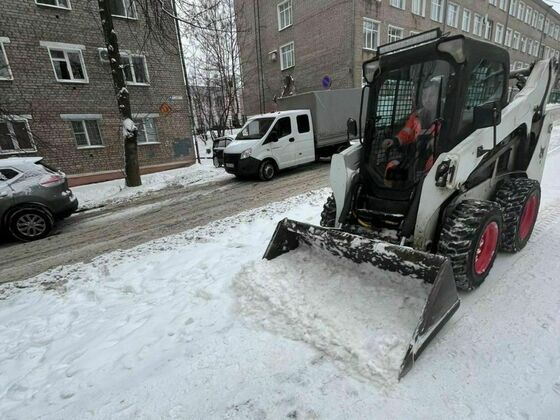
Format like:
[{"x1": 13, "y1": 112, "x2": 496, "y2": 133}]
[{"x1": 274, "y1": 117, "x2": 292, "y2": 137}]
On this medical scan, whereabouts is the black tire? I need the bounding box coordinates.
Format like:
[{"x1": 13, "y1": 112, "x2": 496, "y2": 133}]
[
  {"x1": 494, "y1": 178, "x2": 540, "y2": 253},
  {"x1": 8, "y1": 206, "x2": 54, "y2": 242},
  {"x1": 438, "y1": 200, "x2": 503, "y2": 291},
  {"x1": 258, "y1": 159, "x2": 276, "y2": 181},
  {"x1": 320, "y1": 193, "x2": 336, "y2": 227}
]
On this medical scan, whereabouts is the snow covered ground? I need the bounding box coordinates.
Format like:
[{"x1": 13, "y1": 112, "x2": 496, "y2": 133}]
[
  {"x1": 73, "y1": 160, "x2": 231, "y2": 210},
  {"x1": 1, "y1": 129, "x2": 560, "y2": 418}
]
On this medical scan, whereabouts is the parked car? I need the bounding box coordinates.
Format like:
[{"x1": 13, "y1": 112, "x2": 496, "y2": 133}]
[
  {"x1": 212, "y1": 135, "x2": 234, "y2": 167},
  {"x1": 0, "y1": 157, "x2": 78, "y2": 242}
]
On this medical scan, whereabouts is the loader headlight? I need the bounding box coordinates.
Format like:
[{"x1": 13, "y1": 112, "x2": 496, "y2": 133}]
[{"x1": 240, "y1": 148, "x2": 252, "y2": 160}]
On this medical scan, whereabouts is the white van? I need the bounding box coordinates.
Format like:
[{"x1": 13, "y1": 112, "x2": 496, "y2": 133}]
[{"x1": 223, "y1": 88, "x2": 364, "y2": 180}]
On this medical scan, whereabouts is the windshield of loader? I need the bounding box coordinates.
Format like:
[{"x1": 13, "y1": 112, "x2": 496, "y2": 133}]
[
  {"x1": 368, "y1": 59, "x2": 452, "y2": 186},
  {"x1": 236, "y1": 117, "x2": 275, "y2": 140}
]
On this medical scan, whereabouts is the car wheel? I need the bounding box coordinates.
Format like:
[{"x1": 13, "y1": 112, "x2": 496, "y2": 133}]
[
  {"x1": 8, "y1": 207, "x2": 54, "y2": 242},
  {"x1": 258, "y1": 160, "x2": 276, "y2": 181}
]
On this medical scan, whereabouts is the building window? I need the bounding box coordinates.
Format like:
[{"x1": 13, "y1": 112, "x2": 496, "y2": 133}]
[
  {"x1": 520, "y1": 35, "x2": 527, "y2": 53},
  {"x1": 527, "y1": 39, "x2": 533, "y2": 55},
  {"x1": 277, "y1": 0, "x2": 292, "y2": 31},
  {"x1": 555, "y1": 26, "x2": 559, "y2": 41},
  {"x1": 389, "y1": 0, "x2": 405, "y2": 10},
  {"x1": 363, "y1": 19, "x2": 380, "y2": 51},
  {"x1": 110, "y1": 0, "x2": 137, "y2": 19},
  {"x1": 531, "y1": 10, "x2": 537, "y2": 28},
  {"x1": 484, "y1": 19, "x2": 493, "y2": 40},
  {"x1": 509, "y1": 0, "x2": 517, "y2": 16},
  {"x1": 0, "y1": 39, "x2": 12, "y2": 81},
  {"x1": 532, "y1": 41, "x2": 539, "y2": 57},
  {"x1": 512, "y1": 31, "x2": 520, "y2": 50},
  {"x1": 411, "y1": 0, "x2": 425, "y2": 16},
  {"x1": 495, "y1": 23, "x2": 504, "y2": 44},
  {"x1": 446, "y1": 3, "x2": 459, "y2": 28},
  {"x1": 280, "y1": 42, "x2": 295, "y2": 70},
  {"x1": 388, "y1": 25, "x2": 404, "y2": 43},
  {"x1": 504, "y1": 28, "x2": 512, "y2": 47},
  {"x1": 544, "y1": 18, "x2": 550, "y2": 35},
  {"x1": 71, "y1": 120, "x2": 103, "y2": 148},
  {"x1": 47, "y1": 47, "x2": 88, "y2": 83},
  {"x1": 121, "y1": 53, "x2": 149, "y2": 85},
  {"x1": 473, "y1": 14, "x2": 483, "y2": 37},
  {"x1": 462, "y1": 9, "x2": 471, "y2": 32},
  {"x1": 431, "y1": 0, "x2": 443, "y2": 22},
  {"x1": 525, "y1": 7, "x2": 532, "y2": 24},
  {"x1": 489, "y1": 0, "x2": 496, "y2": 6},
  {"x1": 0, "y1": 118, "x2": 34, "y2": 153},
  {"x1": 538, "y1": 13, "x2": 544, "y2": 31},
  {"x1": 35, "y1": 0, "x2": 70, "y2": 10},
  {"x1": 499, "y1": 0, "x2": 507, "y2": 10},
  {"x1": 517, "y1": 2, "x2": 525, "y2": 20},
  {"x1": 134, "y1": 117, "x2": 158, "y2": 144}
]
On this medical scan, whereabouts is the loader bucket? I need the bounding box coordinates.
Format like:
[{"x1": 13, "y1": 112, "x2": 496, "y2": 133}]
[{"x1": 263, "y1": 218, "x2": 460, "y2": 380}]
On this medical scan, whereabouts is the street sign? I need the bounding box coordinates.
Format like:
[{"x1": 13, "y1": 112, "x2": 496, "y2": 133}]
[
  {"x1": 159, "y1": 102, "x2": 172, "y2": 115},
  {"x1": 322, "y1": 75, "x2": 332, "y2": 89}
]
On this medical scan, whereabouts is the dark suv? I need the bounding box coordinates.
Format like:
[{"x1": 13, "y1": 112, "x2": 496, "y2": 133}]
[{"x1": 0, "y1": 157, "x2": 78, "y2": 241}]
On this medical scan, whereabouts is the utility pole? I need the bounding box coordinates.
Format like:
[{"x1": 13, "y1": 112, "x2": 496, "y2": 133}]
[{"x1": 98, "y1": 0, "x2": 141, "y2": 187}]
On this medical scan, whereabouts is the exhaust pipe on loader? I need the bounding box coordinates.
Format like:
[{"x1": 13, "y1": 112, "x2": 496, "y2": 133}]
[{"x1": 264, "y1": 218, "x2": 460, "y2": 380}]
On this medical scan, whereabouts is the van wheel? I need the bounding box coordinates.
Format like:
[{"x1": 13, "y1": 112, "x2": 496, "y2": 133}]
[
  {"x1": 258, "y1": 160, "x2": 276, "y2": 181},
  {"x1": 8, "y1": 206, "x2": 54, "y2": 242},
  {"x1": 495, "y1": 178, "x2": 540, "y2": 253},
  {"x1": 438, "y1": 200, "x2": 503, "y2": 291}
]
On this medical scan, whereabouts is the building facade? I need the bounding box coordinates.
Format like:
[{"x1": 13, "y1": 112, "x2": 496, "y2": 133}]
[
  {"x1": 236, "y1": 0, "x2": 560, "y2": 116},
  {"x1": 0, "y1": 0, "x2": 194, "y2": 185}
]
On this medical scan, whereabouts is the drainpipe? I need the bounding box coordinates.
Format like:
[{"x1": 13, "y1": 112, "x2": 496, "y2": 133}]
[
  {"x1": 442, "y1": 0, "x2": 448, "y2": 32},
  {"x1": 350, "y1": 0, "x2": 355, "y2": 87},
  {"x1": 503, "y1": 0, "x2": 511, "y2": 46}
]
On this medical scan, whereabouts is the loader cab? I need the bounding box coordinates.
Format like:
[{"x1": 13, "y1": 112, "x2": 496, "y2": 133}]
[{"x1": 354, "y1": 30, "x2": 509, "y2": 233}]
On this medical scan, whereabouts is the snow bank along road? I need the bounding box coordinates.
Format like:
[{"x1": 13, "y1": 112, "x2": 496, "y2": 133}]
[
  {"x1": 0, "y1": 128, "x2": 560, "y2": 418},
  {"x1": 0, "y1": 162, "x2": 329, "y2": 284}
]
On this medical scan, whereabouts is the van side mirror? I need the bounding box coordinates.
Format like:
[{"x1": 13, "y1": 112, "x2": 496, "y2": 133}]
[
  {"x1": 347, "y1": 118, "x2": 358, "y2": 138},
  {"x1": 473, "y1": 101, "x2": 501, "y2": 130},
  {"x1": 266, "y1": 131, "x2": 278, "y2": 143}
]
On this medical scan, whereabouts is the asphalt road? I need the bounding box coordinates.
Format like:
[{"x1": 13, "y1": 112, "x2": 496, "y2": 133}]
[{"x1": 0, "y1": 163, "x2": 330, "y2": 284}]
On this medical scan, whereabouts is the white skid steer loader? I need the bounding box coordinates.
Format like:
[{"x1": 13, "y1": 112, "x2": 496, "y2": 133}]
[{"x1": 264, "y1": 29, "x2": 560, "y2": 379}]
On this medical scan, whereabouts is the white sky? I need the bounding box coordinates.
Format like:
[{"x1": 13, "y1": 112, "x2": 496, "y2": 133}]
[{"x1": 543, "y1": 1, "x2": 560, "y2": 14}]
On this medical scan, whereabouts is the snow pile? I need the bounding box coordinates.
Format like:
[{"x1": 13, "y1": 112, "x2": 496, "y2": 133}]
[
  {"x1": 72, "y1": 160, "x2": 231, "y2": 210},
  {"x1": 234, "y1": 245, "x2": 430, "y2": 385}
]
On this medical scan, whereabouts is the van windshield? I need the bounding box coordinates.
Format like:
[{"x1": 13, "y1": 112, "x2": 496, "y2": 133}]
[{"x1": 236, "y1": 117, "x2": 275, "y2": 140}]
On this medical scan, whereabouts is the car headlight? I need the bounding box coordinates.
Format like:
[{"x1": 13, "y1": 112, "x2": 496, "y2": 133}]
[{"x1": 240, "y1": 148, "x2": 252, "y2": 160}]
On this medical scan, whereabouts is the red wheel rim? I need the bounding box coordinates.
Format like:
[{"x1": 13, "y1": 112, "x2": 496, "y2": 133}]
[
  {"x1": 474, "y1": 221, "x2": 499, "y2": 275},
  {"x1": 519, "y1": 195, "x2": 539, "y2": 241}
]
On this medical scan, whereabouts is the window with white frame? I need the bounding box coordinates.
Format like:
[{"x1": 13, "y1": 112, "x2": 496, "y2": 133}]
[
  {"x1": 538, "y1": 13, "x2": 544, "y2": 31},
  {"x1": 544, "y1": 18, "x2": 550, "y2": 34},
  {"x1": 520, "y1": 35, "x2": 527, "y2": 52},
  {"x1": 280, "y1": 42, "x2": 294, "y2": 70},
  {"x1": 473, "y1": 14, "x2": 483, "y2": 36},
  {"x1": 70, "y1": 119, "x2": 103, "y2": 148},
  {"x1": 447, "y1": 3, "x2": 459, "y2": 28},
  {"x1": 512, "y1": 31, "x2": 520, "y2": 49},
  {"x1": 35, "y1": 0, "x2": 70, "y2": 9},
  {"x1": 0, "y1": 39, "x2": 12, "y2": 81},
  {"x1": 504, "y1": 28, "x2": 512, "y2": 46},
  {"x1": 525, "y1": 6, "x2": 531, "y2": 24},
  {"x1": 484, "y1": 19, "x2": 493, "y2": 40},
  {"x1": 517, "y1": 1, "x2": 525, "y2": 20},
  {"x1": 110, "y1": 0, "x2": 137, "y2": 19},
  {"x1": 387, "y1": 25, "x2": 404, "y2": 43},
  {"x1": 389, "y1": 0, "x2": 405, "y2": 10},
  {"x1": 527, "y1": 39, "x2": 533, "y2": 55},
  {"x1": 277, "y1": 0, "x2": 292, "y2": 31},
  {"x1": 44, "y1": 44, "x2": 88, "y2": 83},
  {"x1": 532, "y1": 10, "x2": 537, "y2": 28},
  {"x1": 532, "y1": 41, "x2": 539, "y2": 57},
  {"x1": 431, "y1": 0, "x2": 443, "y2": 22},
  {"x1": 509, "y1": 0, "x2": 517, "y2": 16},
  {"x1": 0, "y1": 117, "x2": 34, "y2": 153},
  {"x1": 489, "y1": 0, "x2": 496, "y2": 6},
  {"x1": 495, "y1": 23, "x2": 504, "y2": 44},
  {"x1": 555, "y1": 25, "x2": 559, "y2": 40},
  {"x1": 411, "y1": 0, "x2": 425, "y2": 16},
  {"x1": 133, "y1": 117, "x2": 158, "y2": 144},
  {"x1": 121, "y1": 53, "x2": 149, "y2": 85},
  {"x1": 499, "y1": 0, "x2": 506, "y2": 10},
  {"x1": 363, "y1": 19, "x2": 379, "y2": 51},
  {"x1": 462, "y1": 9, "x2": 471, "y2": 32}
]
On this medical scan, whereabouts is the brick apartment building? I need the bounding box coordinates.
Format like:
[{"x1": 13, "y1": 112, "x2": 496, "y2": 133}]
[
  {"x1": 236, "y1": 0, "x2": 560, "y2": 116},
  {"x1": 0, "y1": 0, "x2": 194, "y2": 185}
]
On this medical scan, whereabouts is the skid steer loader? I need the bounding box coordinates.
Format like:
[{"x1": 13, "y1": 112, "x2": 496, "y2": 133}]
[{"x1": 264, "y1": 29, "x2": 560, "y2": 379}]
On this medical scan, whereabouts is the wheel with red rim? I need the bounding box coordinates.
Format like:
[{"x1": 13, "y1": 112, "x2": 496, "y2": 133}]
[
  {"x1": 495, "y1": 178, "x2": 541, "y2": 253},
  {"x1": 438, "y1": 200, "x2": 503, "y2": 291}
]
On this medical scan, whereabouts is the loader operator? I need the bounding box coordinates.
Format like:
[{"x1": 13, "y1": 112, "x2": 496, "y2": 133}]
[{"x1": 382, "y1": 79, "x2": 442, "y2": 180}]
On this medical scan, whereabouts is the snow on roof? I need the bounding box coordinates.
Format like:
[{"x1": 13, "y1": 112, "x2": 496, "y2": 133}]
[{"x1": 0, "y1": 156, "x2": 43, "y2": 167}]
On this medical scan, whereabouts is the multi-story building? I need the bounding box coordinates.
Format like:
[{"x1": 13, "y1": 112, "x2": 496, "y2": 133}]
[
  {"x1": 236, "y1": 0, "x2": 560, "y2": 116},
  {"x1": 0, "y1": 0, "x2": 194, "y2": 185}
]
